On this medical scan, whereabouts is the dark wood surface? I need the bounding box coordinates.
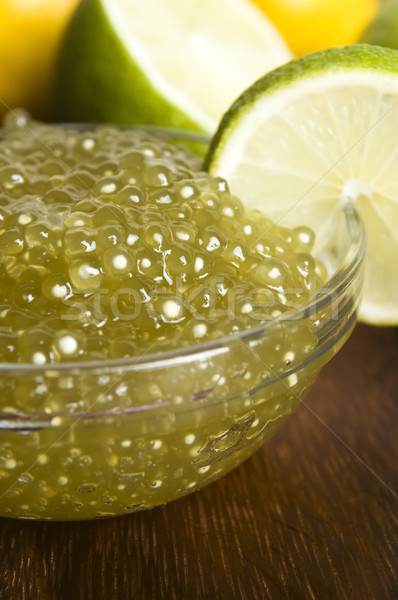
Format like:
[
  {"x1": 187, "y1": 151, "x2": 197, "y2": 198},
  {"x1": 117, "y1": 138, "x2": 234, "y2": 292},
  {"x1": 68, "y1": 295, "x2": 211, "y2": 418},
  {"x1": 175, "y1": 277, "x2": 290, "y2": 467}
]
[{"x1": 1, "y1": 324, "x2": 397, "y2": 600}]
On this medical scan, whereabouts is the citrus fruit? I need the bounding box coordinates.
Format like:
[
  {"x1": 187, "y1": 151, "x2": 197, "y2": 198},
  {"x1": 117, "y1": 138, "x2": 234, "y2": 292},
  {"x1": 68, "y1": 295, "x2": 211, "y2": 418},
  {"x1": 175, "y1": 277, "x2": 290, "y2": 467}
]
[
  {"x1": 206, "y1": 44, "x2": 398, "y2": 325},
  {"x1": 52, "y1": 0, "x2": 292, "y2": 133},
  {"x1": 361, "y1": 0, "x2": 398, "y2": 50},
  {"x1": 0, "y1": 0, "x2": 80, "y2": 120},
  {"x1": 251, "y1": 0, "x2": 378, "y2": 56}
]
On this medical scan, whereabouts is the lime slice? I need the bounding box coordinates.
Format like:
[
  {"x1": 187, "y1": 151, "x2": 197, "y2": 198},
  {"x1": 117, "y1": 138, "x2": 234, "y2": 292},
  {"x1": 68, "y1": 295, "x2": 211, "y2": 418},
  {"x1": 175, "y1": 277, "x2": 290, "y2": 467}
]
[
  {"x1": 53, "y1": 0, "x2": 291, "y2": 133},
  {"x1": 206, "y1": 44, "x2": 398, "y2": 325}
]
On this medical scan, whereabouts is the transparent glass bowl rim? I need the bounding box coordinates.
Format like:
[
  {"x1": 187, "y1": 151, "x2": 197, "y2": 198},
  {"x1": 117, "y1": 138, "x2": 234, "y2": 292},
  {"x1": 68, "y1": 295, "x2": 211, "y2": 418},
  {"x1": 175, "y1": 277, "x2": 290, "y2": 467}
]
[{"x1": 0, "y1": 125, "x2": 366, "y2": 375}]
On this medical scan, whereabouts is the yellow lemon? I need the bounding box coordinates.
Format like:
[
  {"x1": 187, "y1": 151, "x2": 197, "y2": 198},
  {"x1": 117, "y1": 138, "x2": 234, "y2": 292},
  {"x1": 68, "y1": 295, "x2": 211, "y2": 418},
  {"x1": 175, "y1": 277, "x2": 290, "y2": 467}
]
[
  {"x1": 251, "y1": 0, "x2": 379, "y2": 55},
  {"x1": 0, "y1": 0, "x2": 80, "y2": 120}
]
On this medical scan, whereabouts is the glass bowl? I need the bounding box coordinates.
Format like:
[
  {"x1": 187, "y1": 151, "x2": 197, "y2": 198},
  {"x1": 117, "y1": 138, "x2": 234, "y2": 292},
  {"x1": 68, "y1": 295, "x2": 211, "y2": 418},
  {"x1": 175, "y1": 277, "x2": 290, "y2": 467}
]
[{"x1": 0, "y1": 127, "x2": 365, "y2": 520}]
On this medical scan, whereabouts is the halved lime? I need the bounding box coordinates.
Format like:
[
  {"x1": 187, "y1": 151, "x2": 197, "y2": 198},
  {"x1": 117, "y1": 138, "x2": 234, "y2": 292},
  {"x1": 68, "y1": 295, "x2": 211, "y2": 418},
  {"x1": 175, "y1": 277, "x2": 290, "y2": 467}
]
[
  {"x1": 206, "y1": 44, "x2": 398, "y2": 325},
  {"x1": 53, "y1": 0, "x2": 292, "y2": 133}
]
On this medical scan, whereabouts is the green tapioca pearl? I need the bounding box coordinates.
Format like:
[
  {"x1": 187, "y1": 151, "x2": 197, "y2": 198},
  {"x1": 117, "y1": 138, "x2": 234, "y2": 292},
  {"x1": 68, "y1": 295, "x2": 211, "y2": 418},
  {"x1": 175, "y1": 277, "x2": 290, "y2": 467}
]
[
  {"x1": 38, "y1": 160, "x2": 66, "y2": 177},
  {"x1": 136, "y1": 208, "x2": 164, "y2": 226},
  {"x1": 197, "y1": 228, "x2": 225, "y2": 256},
  {"x1": 181, "y1": 318, "x2": 211, "y2": 342},
  {"x1": 14, "y1": 266, "x2": 43, "y2": 304},
  {"x1": 244, "y1": 212, "x2": 274, "y2": 238},
  {"x1": 153, "y1": 295, "x2": 185, "y2": 324},
  {"x1": 101, "y1": 247, "x2": 133, "y2": 277},
  {"x1": 218, "y1": 196, "x2": 245, "y2": 221},
  {"x1": 106, "y1": 282, "x2": 145, "y2": 320},
  {"x1": 294, "y1": 253, "x2": 317, "y2": 278},
  {"x1": 64, "y1": 211, "x2": 93, "y2": 229},
  {"x1": 145, "y1": 163, "x2": 176, "y2": 187},
  {"x1": 175, "y1": 180, "x2": 200, "y2": 202},
  {"x1": 166, "y1": 204, "x2": 193, "y2": 222},
  {"x1": 25, "y1": 224, "x2": 62, "y2": 256},
  {"x1": 0, "y1": 229, "x2": 24, "y2": 256},
  {"x1": 170, "y1": 222, "x2": 197, "y2": 246},
  {"x1": 191, "y1": 250, "x2": 212, "y2": 279},
  {"x1": 216, "y1": 216, "x2": 239, "y2": 239},
  {"x1": 72, "y1": 199, "x2": 99, "y2": 216},
  {"x1": 292, "y1": 226, "x2": 315, "y2": 252},
  {"x1": 42, "y1": 275, "x2": 72, "y2": 302},
  {"x1": 134, "y1": 307, "x2": 163, "y2": 340},
  {"x1": 136, "y1": 248, "x2": 163, "y2": 280},
  {"x1": 66, "y1": 170, "x2": 97, "y2": 190},
  {"x1": 120, "y1": 164, "x2": 146, "y2": 186},
  {"x1": 93, "y1": 175, "x2": 122, "y2": 196},
  {"x1": 198, "y1": 191, "x2": 222, "y2": 212},
  {"x1": 142, "y1": 223, "x2": 170, "y2": 251},
  {"x1": 0, "y1": 166, "x2": 26, "y2": 191},
  {"x1": 0, "y1": 331, "x2": 18, "y2": 361},
  {"x1": 21, "y1": 248, "x2": 47, "y2": 273},
  {"x1": 93, "y1": 204, "x2": 127, "y2": 228},
  {"x1": 165, "y1": 245, "x2": 194, "y2": 279},
  {"x1": 95, "y1": 223, "x2": 127, "y2": 250},
  {"x1": 221, "y1": 240, "x2": 252, "y2": 269},
  {"x1": 69, "y1": 258, "x2": 102, "y2": 290},
  {"x1": 18, "y1": 326, "x2": 54, "y2": 365},
  {"x1": 119, "y1": 149, "x2": 146, "y2": 170},
  {"x1": 149, "y1": 187, "x2": 177, "y2": 208},
  {"x1": 268, "y1": 236, "x2": 292, "y2": 257},
  {"x1": 251, "y1": 258, "x2": 289, "y2": 287},
  {"x1": 52, "y1": 329, "x2": 85, "y2": 361},
  {"x1": 190, "y1": 202, "x2": 220, "y2": 229},
  {"x1": 206, "y1": 268, "x2": 242, "y2": 298},
  {"x1": 64, "y1": 228, "x2": 96, "y2": 257},
  {"x1": 183, "y1": 284, "x2": 214, "y2": 319},
  {"x1": 84, "y1": 332, "x2": 111, "y2": 359},
  {"x1": 135, "y1": 141, "x2": 166, "y2": 159},
  {"x1": 115, "y1": 185, "x2": 145, "y2": 208},
  {"x1": 73, "y1": 134, "x2": 98, "y2": 155},
  {"x1": 42, "y1": 189, "x2": 76, "y2": 206},
  {"x1": 91, "y1": 159, "x2": 120, "y2": 179}
]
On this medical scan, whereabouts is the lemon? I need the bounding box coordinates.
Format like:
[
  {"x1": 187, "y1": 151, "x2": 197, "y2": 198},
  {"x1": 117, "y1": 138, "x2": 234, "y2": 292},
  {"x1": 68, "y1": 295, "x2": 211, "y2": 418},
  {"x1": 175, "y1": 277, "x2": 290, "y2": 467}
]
[
  {"x1": 251, "y1": 0, "x2": 378, "y2": 56},
  {"x1": 206, "y1": 44, "x2": 398, "y2": 325},
  {"x1": 52, "y1": 0, "x2": 292, "y2": 133},
  {"x1": 0, "y1": 0, "x2": 80, "y2": 120}
]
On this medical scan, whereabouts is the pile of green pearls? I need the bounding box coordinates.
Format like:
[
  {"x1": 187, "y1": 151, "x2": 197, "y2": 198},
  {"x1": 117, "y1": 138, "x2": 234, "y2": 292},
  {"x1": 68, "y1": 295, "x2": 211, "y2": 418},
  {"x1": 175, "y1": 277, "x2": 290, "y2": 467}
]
[{"x1": 0, "y1": 111, "x2": 324, "y2": 364}]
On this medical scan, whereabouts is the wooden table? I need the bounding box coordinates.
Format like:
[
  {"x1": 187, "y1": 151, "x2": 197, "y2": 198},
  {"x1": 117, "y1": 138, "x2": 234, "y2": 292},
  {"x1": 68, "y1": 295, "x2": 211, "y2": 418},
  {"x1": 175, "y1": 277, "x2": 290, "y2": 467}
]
[{"x1": 1, "y1": 324, "x2": 397, "y2": 600}]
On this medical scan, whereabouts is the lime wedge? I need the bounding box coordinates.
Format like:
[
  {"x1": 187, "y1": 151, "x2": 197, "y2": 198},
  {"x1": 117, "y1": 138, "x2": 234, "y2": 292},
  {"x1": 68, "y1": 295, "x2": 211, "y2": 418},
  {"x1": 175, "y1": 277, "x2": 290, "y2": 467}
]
[
  {"x1": 206, "y1": 44, "x2": 398, "y2": 325},
  {"x1": 53, "y1": 0, "x2": 292, "y2": 133}
]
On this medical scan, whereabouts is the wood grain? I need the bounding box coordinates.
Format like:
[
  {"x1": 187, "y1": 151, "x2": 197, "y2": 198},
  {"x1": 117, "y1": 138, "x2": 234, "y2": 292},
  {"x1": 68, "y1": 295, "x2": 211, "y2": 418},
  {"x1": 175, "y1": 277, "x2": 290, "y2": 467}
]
[{"x1": 1, "y1": 324, "x2": 397, "y2": 600}]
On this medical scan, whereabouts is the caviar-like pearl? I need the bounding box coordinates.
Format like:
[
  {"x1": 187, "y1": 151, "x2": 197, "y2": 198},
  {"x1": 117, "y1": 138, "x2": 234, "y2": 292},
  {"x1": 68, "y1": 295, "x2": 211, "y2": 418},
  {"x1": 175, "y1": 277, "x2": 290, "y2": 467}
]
[{"x1": 0, "y1": 115, "x2": 324, "y2": 364}]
